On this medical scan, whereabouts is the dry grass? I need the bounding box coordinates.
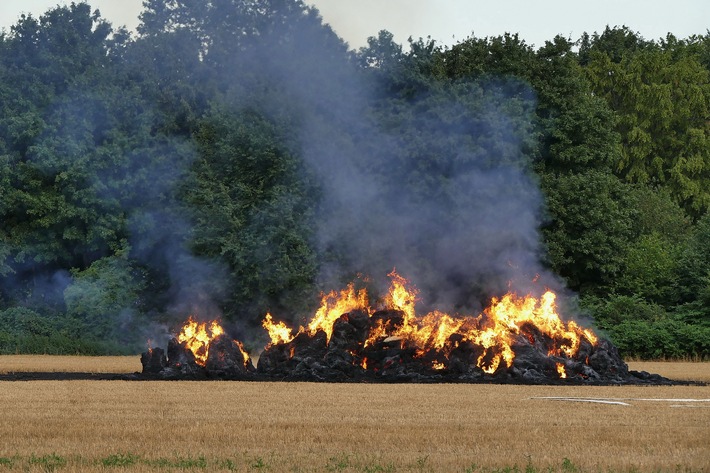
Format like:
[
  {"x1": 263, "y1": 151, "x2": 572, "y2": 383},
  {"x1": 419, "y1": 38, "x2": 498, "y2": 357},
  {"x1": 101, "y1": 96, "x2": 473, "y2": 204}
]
[
  {"x1": 0, "y1": 356, "x2": 708, "y2": 471},
  {"x1": 0, "y1": 380, "x2": 707, "y2": 471},
  {"x1": 627, "y1": 361, "x2": 710, "y2": 383},
  {"x1": 0, "y1": 355, "x2": 141, "y2": 374}
]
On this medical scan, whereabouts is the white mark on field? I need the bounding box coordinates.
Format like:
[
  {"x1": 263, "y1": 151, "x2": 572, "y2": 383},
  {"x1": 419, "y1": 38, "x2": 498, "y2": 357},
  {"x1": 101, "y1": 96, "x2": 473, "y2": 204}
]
[
  {"x1": 530, "y1": 396, "x2": 710, "y2": 407},
  {"x1": 530, "y1": 397, "x2": 630, "y2": 406}
]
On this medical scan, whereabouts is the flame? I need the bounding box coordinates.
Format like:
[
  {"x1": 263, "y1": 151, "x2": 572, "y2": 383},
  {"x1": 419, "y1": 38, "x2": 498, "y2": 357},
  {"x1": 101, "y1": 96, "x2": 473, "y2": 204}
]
[
  {"x1": 234, "y1": 339, "x2": 251, "y2": 367},
  {"x1": 459, "y1": 291, "x2": 597, "y2": 373},
  {"x1": 365, "y1": 272, "x2": 466, "y2": 351},
  {"x1": 307, "y1": 283, "x2": 370, "y2": 341},
  {"x1": 384, "y1": 269, "x2": 418, "y2": 322},
  {"x1": 260, "y1": 271, "x2": 598, "y2": 374},
  {"x1": 263, "y1": 312, "x2": 296, "y2": 345},
  {"x1": 177, "y1": 316, "x2": 225, "y2": 366},
  {"x1": 556, "y1": 362, "x2": 567, "y2": 378}
]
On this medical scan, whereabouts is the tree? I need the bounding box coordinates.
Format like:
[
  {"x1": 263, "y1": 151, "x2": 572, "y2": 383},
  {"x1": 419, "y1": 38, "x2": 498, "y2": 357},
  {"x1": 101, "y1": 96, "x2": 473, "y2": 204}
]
[
  {"x1": 187, "y1": 108, "x2": 318, "y2": 324},
  {"x1": 585, "y1": 30, "x2": 710, "y2": 217},
  {"x1": 63, "y1": 246, "x2": 146, "y2": 343},
  {"x1": 578, "y1": 25, "x2": 652, "y2": 65},
  {"x1": 540, "y1": 171, "x2": 635, "y2": 293}
]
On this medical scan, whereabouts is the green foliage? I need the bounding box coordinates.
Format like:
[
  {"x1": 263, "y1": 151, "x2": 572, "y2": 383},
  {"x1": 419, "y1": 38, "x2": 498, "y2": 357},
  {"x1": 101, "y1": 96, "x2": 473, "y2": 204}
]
[
  {"x1": 540, "y1": 171, "x2": 635, "y2": 293},
  {"x1": 676, "y1": 213, "x2": 710, "y2": 304},
  {"x1": 561, "y1": 458, "x2": 578, "y2": 473},
  {"x1": 582, "y1": 295, "x2": 710, "y2": 359},
  {"x1": 0, "y1": 453, "x2": 685, "y2": 472},
  {"x1": 585, "y1": 30, "x2": 710, "y2": 217},
  {"x1": 250, "y1": 456, "x2": 267, "y2": 470},
  {"x1": 28, "y1": 453, "x2": 66, "y2": 470},
  {"x1": 188, "y1": 108, "x2": 318, "y2": 323},
  {"x1": 63, "y1": 249, "x2": 146, "y2": 342},
  {"x1": 326, "y1": 454, "x2": 351, "y2": 472},
  {"x1": 0, "y1": 2, "x2": 708, "y2": 359},
  {"x1": 0, "y1": 297, "x2": 138, "y2": 355},
  {"x1": 100, "y1": 453, "x2": 140, "y2": 467},
  {"x1": 616, "y1": 232, "x2": 683, "y2": 304}
]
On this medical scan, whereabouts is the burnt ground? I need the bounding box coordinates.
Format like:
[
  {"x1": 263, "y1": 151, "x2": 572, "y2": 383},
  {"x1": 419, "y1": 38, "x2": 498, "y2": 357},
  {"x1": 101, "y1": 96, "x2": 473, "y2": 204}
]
[{"x1": 0, "y1": 370, "x2": 704, "y2": 385}]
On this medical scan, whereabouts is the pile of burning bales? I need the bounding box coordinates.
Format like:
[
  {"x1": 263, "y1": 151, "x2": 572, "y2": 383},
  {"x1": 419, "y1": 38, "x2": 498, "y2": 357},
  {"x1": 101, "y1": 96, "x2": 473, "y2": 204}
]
[{"x1": 140, "y1": 271, "x2": 670, "y2": 385}]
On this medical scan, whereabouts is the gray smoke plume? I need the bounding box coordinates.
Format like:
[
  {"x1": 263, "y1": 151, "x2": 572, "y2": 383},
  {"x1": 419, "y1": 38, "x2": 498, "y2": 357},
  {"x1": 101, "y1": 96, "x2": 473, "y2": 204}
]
[{"x1": 238, "y1": 14, "x2": 554, "y2": 313}]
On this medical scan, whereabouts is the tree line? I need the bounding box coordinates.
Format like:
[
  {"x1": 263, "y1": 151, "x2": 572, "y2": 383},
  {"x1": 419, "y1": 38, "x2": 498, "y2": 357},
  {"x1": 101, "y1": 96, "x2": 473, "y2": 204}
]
[{"x1": 0, "y1": 1, "x2": 708, "y2": 359}]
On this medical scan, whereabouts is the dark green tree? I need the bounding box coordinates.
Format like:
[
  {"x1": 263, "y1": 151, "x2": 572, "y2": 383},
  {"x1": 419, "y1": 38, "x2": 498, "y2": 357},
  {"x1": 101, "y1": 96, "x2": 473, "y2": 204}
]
[
  {"x1": 585, "y1": 30, "x2": 710, "y2": 217},
  {"x1": 187, "y1": 108, "x2": 318, "y2": 325}
]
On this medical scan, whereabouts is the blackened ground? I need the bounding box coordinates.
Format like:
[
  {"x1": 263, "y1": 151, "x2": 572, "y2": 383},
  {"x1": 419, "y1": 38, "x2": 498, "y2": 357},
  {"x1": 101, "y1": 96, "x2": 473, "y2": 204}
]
[{"x1": 0, "y1": 370, "x2": 694, "y2": 384}]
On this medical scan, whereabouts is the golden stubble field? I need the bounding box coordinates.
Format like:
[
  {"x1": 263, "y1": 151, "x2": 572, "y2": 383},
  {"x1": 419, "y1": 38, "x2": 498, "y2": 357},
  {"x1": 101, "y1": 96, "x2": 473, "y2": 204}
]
[{"x1": 0, "y1": 357, "x2": 708, "y2": 472}]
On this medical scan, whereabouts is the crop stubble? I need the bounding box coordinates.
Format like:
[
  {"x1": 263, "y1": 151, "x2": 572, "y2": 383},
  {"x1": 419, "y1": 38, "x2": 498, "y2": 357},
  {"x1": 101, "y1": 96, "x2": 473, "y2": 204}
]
[{"x1": 0, "y1": 357, "x2": 707, "y2": 472}]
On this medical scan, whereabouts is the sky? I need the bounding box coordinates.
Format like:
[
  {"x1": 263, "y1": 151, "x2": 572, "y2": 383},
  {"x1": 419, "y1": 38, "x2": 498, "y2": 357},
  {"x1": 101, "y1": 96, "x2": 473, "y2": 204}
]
[{"x1": 0, "y1": 0, "x2": 707, "y2": 50}]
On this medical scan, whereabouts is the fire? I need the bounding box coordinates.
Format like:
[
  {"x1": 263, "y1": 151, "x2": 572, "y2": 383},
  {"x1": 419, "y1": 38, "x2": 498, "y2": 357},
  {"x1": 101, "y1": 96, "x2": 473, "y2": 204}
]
[
  {"x1": 234, "y1": 339, "x2": 251, "y2": 366},
  {"x1": 385, "y1": 269, "x2": 418, "y2": 322},
  {"x1": 556, "y1": 362, "x2": 567, "y2": 378},
  {"x1": 177, "y1": 316, "x2": 225, "y2": 366},
  {"x1": 262, "y1": 284, "x2": 370, "y2": 348},
  {"x1": 261, "y1": 270, "x2": 598, "y2": 375},
  {"x1": 463, "y1": 290, "x2": 592, "y2": 374},
  {"x1": 307, "y1": 283, "x2": 370, "y2": 341},
  {"x1": 263, "y1": 312, "x2": 296, "y2": 345}
]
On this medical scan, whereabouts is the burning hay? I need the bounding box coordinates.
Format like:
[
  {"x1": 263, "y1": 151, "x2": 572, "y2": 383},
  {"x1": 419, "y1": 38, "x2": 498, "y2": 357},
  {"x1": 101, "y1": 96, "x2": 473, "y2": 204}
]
[
  {"x1": 141, "y1": 317, "x2": 255, "y2": 379},
  {"x1": 141, "y1": 272, "x2": 671, "y2": 385}
]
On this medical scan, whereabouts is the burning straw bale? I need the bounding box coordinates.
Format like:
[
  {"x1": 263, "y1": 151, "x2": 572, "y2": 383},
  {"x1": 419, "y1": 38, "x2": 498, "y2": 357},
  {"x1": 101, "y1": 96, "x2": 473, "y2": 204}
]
[
  {"x1": 254, "y1": 310, "x2": 667, "y2": 384},
  {"x1": 140, "y1": 272, "x2": 673, "y2": 385},
  {"x1": 141, "y1": 320, "x2": 255, "y2": 380}
]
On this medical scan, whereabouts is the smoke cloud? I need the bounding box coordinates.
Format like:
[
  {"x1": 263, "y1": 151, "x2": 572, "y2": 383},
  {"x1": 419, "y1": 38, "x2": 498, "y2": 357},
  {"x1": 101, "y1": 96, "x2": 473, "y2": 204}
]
[{"x1": 235, "y1": 13, "x2": 554, "y2": 314}]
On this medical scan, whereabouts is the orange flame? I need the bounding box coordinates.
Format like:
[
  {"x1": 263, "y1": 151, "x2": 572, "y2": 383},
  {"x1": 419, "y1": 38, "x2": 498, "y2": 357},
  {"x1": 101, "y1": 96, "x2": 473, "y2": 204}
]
[
  {"x1": 260, "y1": 271, "x2": 598, "y2": 374},
  {"x1": 263, "y1": 312, "x2": 296, "y2": 346},
  {"x1": 177, "y1": 316, "x2": 225, "y2": 366},
  {"x1": 465, "y1": 291, "x2": 567, "y2": 373},
  {"x1": 384, "y1": 269, "x2": 418, "y2": 322},
  {"x1": 556, "y1": 362, "x2": 567, "y2": 378},
  {"x1": 234, "y1": 339, "x2": 251, "y2": 367},
  {"x1": 307, "y1": 283, "x2": 370, "y2": 341}
]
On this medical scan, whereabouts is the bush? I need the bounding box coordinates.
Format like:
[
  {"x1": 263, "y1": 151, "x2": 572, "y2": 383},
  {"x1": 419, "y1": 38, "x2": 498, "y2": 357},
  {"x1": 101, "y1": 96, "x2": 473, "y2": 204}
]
[
  {"x1": 0, "y1": 307, "x2": 138, "y2": 355},
  {"x1": 581, "y1": 294, "x2": 710, "y2": 359}
]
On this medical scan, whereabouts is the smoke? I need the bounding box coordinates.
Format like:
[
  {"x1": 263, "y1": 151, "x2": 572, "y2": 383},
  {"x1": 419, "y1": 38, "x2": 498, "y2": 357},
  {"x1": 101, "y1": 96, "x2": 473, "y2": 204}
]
[
  {"x1": 2, "y1": 1, "x2": 569, "y2": 351},
  {"x1": 234, "y1": 10, "x2": 554, "y2": 314},
  {"x1": 1, "y1": 72, "x2": 228, "y2": 344}
]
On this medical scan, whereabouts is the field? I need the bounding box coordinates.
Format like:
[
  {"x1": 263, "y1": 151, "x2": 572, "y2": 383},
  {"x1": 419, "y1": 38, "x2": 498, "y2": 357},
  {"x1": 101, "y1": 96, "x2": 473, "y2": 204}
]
[{"x1": 0, "y1": 357, "x2": 708, "y2": 472}]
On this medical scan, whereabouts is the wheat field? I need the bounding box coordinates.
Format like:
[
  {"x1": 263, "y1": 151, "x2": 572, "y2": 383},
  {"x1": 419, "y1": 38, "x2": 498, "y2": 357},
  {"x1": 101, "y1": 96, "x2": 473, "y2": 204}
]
[
  {"x1": 0, "y1": 355, "x2": 142, "y2": 374},
  {"x1": 0, "y1": 356, "x2": 708, "y2": 472}
]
